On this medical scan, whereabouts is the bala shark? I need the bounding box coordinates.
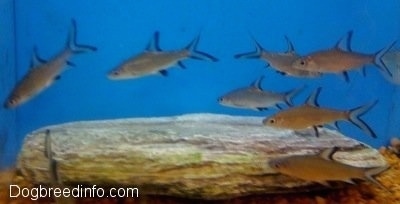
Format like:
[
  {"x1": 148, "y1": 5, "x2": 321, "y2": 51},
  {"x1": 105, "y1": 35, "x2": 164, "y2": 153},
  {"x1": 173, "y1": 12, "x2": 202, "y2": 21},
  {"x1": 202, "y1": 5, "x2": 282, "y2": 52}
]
[
  {"x1": 235, "y1": 36, "x2": 320, "y2": 78},
  {"x1": 292, "y1": 31, "x2": 396, "y2": 81},
  {"x1": 108, "y1": 31, "x2": 218, "y2": 80},
  {"x1": 263, "y1": 87, "x2": 378, "y2": 138},
  {"x1": 4, "y1": 19, "x2": 97, "y2": 109},
  {"x1": 218, "y1": 76, "x2": 303, "y2": 111},
  {"x1": 268, "y1": 147, "x2": 389, "y2": 190}
]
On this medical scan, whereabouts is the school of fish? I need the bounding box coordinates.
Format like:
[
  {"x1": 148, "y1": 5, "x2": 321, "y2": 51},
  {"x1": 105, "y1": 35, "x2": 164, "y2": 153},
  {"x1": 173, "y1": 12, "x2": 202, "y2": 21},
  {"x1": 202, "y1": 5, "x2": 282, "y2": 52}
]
[{"x1": 2, "y1": 19, "x2": 398, "y2": 191}]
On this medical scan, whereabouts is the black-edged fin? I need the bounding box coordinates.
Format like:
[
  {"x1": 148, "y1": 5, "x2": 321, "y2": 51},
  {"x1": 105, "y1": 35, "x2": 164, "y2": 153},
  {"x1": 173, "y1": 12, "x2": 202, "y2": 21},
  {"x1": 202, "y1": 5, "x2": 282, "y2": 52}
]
[
  {"x1": 283, "y1": 85, "x2": 304, "y2": 107},
  {"x1": 335, "y1": 30, "x2": 353, "y2": 51},
  {"x1": 177, "y1": 61, "x2": 186, "y2": 69},
  {"x1": 348, "y1": 100, "x2": 378, "y2": 138},
  {"x1": 159, "y1": 70, "x2": 168, "y2": 76},
  {"x1": 342, "y1": 71, "x2": 350, "y2": 82},
  {"x1": 319, "y1": 146, "x2": 339, "y2": 161},
  {"x1": 374, "y1": 41, "x2": 397, "y2": 77},
  {"x1": 250, "y1": 75, "x2": 265, "y2": 90},
  {"x1": 312, "y1": 126, "x2": 320, "y2": 137},
  {"x1": 256, "y1": 107, "x2": 268, "y2": 111},
  {"x1": 67, "y1": 19, "x2": 97, "y2": 53},
  {"x1": 364, "y1": 165, "x2": 391, "y2": 192},
  {"x1": 186, "y1": 34, "x2": 218, "y2": 62},
  {"x1": 234, "y1": 36, "x2": 264, "y2": 59},
  {"x1": 284, "y1": 35, "x2": 295, "y2": 53},
  {"x1": 66, "y1": 61, "x2": 76, "y2": 67},
  {"x1": 361, "y1": 66, "x2": 367, "y2": 77},
  {"x1": 275, "y1": 104, "x2": 283, "y2": 110},
  {"x1": 54, "y1": 75, "x2": 61, "y2": 81},
  {"x1": 276, "y1": 70, "x2": 286, "y2": 75},
  {"x1": 146, "y1": 31, "x2": 162, "y2": 52},
  {"x1": 305, "y1": 87, "x2": 321, "y2": 107},
  {"x1": 31, "y1": 46, "x2": 47, "y2": 68}
]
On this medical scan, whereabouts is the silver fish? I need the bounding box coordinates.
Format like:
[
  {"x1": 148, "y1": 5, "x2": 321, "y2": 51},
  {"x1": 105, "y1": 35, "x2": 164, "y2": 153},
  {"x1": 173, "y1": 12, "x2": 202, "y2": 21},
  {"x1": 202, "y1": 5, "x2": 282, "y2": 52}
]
[
  {"x1": 291, "y1": 31, "x2": 395, "y2": 81},
  {"x1": 235, "y1": 36, "x2": 321, "y2": 78},
  {"x1": 218, "y1": 76, "x2": 303, "y2": 111},
  {"x1": 268, "y1": 147, "x2": 389, "y2": 190},
  {"x1": 4, "y1": 19, "x2": 97, "y2": 109},
  {"x1": 108, "y1": 31, "x2": 218, "y2": 80}
]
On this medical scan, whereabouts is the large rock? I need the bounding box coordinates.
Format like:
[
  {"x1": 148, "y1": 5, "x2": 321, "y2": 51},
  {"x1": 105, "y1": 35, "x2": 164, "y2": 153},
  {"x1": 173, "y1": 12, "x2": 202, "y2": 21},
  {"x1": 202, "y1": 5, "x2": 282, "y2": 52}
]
[{"x1": 17, "y1": 113, "x2": 387, "y2": 200}]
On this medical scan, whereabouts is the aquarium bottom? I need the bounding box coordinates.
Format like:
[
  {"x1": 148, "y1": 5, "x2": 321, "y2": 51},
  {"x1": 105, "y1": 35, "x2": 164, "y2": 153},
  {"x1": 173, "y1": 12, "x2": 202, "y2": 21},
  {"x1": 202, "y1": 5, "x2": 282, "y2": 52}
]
[{"x1": 1, "y1": 149, "x2": 399, "y2": 204}]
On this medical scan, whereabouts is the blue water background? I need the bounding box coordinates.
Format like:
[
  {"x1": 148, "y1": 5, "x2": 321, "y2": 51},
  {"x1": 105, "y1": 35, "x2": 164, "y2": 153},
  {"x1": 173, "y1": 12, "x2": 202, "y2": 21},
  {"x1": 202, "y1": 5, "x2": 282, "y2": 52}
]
[{"x1": 1, "y1": 0, "x2": 400, "y2": 168}]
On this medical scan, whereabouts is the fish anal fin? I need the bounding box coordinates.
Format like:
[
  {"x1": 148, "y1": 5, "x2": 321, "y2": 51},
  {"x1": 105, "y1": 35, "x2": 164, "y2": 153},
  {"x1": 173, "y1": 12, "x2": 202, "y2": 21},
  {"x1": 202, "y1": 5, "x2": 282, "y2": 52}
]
[
  {"x1": 276, "y1": 71, "x2": 286, "y2": 75},
  {"x1": 159, "y1": 70, "x2": 168, "y2": 76},
  {"x1": 342, "y1": 71, "x2": 350, "y2": 82},
  {"x1": 364, "y1": 165, "x2": 391, "y2": 192}
]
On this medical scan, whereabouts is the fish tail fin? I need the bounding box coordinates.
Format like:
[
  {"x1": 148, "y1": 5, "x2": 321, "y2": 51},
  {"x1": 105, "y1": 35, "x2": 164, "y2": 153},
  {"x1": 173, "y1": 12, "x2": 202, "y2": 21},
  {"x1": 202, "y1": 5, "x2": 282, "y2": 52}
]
[
  {"x1": 67, "y1": 19, "x2": 97, "y2": 54},
  {"x1": 284, "y1": 85, "x2": 305, "y2": 107},
  {"x1": 234, "y1": 37, "x2": 264, "y2": 59},
  {"x1": 374, "y1": 41, "x2": 396, "y2": 77},
  {"x1": 364, "y1": 165, "x2": 391, "y2": 192},
  {"x1": 347, "y1": 100, "x2": 378, "y2": 138},
  {"x1": 186, "y1": 35, "x2": 218, "y2": 62}
]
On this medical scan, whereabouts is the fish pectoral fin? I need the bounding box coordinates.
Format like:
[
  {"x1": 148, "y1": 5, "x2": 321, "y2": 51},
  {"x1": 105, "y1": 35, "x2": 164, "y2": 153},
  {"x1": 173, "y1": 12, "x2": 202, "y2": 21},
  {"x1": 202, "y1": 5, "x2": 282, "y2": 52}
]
[
  {"x1": 317, "y1": 181, "x2": 331, "y2": 187},
  {"x1": 177, "y1": 61, "x2": 186, "y2": 69},
  {"x1": 256, "y1": 107, "x2": 268, "y2": 111},
  {"x1": 313, "y1": 126, "x2": 320, "y2": 137},
  {"x1": 66, "y1": 61, "x2": 76, "y2": 67},
  {"x1": 276, "y1": 71, "x2": 286, "y2": 75},
  {"x1": 343, "y1": 179, "x2": 356, "y2": 185},
  {"x1": 159, "y1": 70, "x2": 168, "y2": 76}
]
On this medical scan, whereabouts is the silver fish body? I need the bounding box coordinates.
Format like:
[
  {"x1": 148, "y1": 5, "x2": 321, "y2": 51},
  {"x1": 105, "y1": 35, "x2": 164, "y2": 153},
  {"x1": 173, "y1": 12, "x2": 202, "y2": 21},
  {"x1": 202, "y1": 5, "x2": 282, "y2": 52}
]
[
  {"x1": 108, "y1": 31, "x2": 217, "y2": 80},
  {"x1": 4, "y1": 19, "x2": 96, "y2": 109},
  {"x1": 218, "y1": 76, "x2": 302, "y2": 111}
]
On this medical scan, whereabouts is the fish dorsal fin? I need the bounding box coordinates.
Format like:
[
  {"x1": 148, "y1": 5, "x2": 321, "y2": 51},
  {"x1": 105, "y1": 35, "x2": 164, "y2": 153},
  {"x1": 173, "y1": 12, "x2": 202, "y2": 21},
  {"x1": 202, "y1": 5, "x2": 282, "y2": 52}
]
[
  {"x1": 305, "y1": 87, "x2": 321, "y2": 107},
  {"x1": 284, "y1": 35, "x2": 295, "y2": 53},
  {"x1": 250, "y1": 76, "x2": 265, "y2": 90},
  {"x1": 31, "y1": 46, "x2": 47, "y2": 68},
  {"x1": 335, "y1": 30, "x2": 353, "y2": 52},
  {"x1": 319, "y1": 147, "x2": 338, "y2": 161},
  {"x1": 146, "y1": 31, "x2": 162, "y2": 52}
]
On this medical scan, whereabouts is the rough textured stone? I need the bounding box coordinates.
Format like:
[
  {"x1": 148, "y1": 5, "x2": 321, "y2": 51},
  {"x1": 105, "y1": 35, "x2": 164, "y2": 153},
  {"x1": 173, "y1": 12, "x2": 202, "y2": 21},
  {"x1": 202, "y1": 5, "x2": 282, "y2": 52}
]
[{"x1": 17, "y1": 113, "x2": 387, "y2": 199}]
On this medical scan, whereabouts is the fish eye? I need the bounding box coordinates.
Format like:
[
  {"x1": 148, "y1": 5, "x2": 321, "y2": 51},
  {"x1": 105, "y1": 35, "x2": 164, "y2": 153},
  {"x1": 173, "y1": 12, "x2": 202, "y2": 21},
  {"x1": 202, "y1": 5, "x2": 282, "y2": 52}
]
[
  {"x1": 112, "y1": 70, "x2": 120, "y2": 76},
  {"x1": 300, "y1": 60, "x2": 306, "y2": 66},
  {"x1": 269, "y1": 119, "x2": 276, "y2": 124},
  {"x1": 217, "y1": 98, "x2": 224, "y2": 102}
]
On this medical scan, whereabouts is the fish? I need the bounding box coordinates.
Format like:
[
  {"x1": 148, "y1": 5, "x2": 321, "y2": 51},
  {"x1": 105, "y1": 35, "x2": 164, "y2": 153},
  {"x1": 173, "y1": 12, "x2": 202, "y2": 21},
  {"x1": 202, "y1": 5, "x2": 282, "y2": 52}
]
[
  {"x1": 108, "y1": 31, "x2": 218, "y2": 80},
  {"x1": 268, "y1": 147, "x2": 389, "y2": 190},
  {"x1": 218, "y1": 76, "x2": 303, "y2": 111},
  {"x1": 234, "y1": 36, "x2": 321, "y2": 77},
  {"x1": 262, "y1": 87, "x2": 377, "y2": 138},
  {"x1": 291, "y1": 31, "x2": 395, "y2": 81},
  {"x1": 3, "y1": 19, "x2": 97, "y2": 109}
]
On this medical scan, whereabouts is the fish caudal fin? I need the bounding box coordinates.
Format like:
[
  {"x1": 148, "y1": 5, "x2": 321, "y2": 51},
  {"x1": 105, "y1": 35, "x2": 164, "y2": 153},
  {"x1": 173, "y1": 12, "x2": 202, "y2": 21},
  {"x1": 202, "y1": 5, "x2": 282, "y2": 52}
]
[
  {"x1": 234, "y1": 37, "x2": 264, "y2": 59},
  {"x1": 348, "y1": 100, "x2": 378, "y2": 138},
  {"x1": 374, "y1": 41, "x2": 397, "y2": 77},
  {"x1": 186, "y1": 35, "x2": 218, "y2": 62},
  {"x1": 283, "y1": 85, "x2": 304, "y2": 107},
  {"x1": 364, "y1": 165, "x2": 390, "y2": 192},
  {"x1": 67, "y1": 19, "x2": 97, "y2": 54}
]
